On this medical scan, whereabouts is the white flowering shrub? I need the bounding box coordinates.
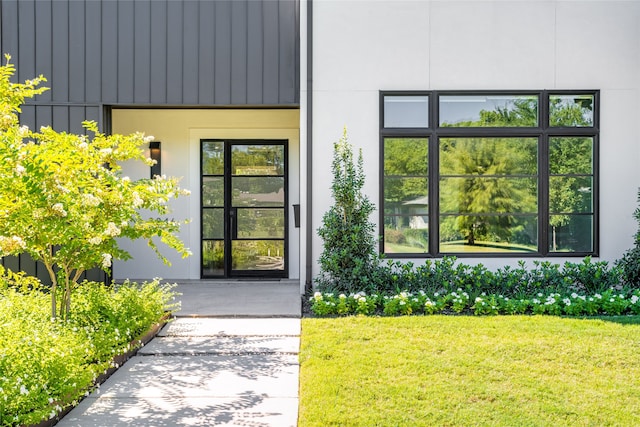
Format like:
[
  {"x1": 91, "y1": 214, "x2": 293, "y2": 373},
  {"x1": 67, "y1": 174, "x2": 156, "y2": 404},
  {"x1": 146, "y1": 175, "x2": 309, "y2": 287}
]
[{"x1": 0, "y1": 56, "x2": 190, "y2": 319}]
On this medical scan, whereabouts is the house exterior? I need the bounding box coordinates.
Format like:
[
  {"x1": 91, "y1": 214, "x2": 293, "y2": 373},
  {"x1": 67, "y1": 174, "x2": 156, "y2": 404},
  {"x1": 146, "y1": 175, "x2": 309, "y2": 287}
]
[{"x1": 1, "y1": 0, "x2": 639, "y2": 293}]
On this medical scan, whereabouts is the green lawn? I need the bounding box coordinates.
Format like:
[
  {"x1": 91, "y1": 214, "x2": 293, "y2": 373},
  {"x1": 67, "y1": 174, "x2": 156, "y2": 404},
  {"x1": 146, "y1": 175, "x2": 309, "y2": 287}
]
[{"x1": 299, "y1": 316, "x2": 640, "y2": 427}]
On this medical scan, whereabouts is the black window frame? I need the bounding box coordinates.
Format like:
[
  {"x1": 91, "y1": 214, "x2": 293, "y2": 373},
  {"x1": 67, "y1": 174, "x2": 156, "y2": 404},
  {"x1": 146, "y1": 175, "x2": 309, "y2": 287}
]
[{"x1": 380, "y1": 90, "x2": 600, "y2": 258}]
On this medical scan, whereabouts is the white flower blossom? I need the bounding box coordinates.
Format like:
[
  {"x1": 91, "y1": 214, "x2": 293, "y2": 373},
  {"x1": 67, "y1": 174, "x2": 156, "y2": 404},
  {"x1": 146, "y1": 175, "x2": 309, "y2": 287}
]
[
  {"x1": 100, "y1": 148, "x2": 113, "y2": 155},
  {"x1": 88, "y1": 236, "x2": 102, "y2": 245},
  {"x1": 14, "y1": 164, "x2": 25, "y2": 176},
  {"x1": 19, "y1": 385, "x2": 28, "y2": 395},
  {"x1": 132, "y1": 192, "x2": 143, "y2": 208},
  {"x1": 101, "y1": 253, "x2": 112, "y2": 269},
  {"x1": 17, "y1": 125, "x2": 29, "y2": 137},
  {"x1": 104, "y1": 222, "x2": 121, "y2": 237},
  {"x1": 52, "y1": 203, "x2": 67, "y2": 217},
  {"x1": 82, "y1": 193, "x2": 102, "y2": 207}
]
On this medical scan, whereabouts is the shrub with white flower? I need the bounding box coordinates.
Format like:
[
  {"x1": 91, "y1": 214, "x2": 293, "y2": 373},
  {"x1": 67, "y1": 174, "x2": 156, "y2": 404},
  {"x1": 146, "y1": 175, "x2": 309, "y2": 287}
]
[{"x1": 0, "y1": 57, "x2": 191, "y2": 320}]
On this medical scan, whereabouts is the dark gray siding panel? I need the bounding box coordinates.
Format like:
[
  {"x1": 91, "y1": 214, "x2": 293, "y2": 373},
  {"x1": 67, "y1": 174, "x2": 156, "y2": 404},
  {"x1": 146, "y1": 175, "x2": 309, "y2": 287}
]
[
  {"x1": 52, "y1": 1, "x2": 69, "y2": 102},
  {"x1": 214, "y1": 1, "x2": 232, "y2": 105},
  {"x1": 2, "y1": 0, "x2": 299, "y2": 106},
  {"x1": 18, "y1": 0, "x2": 36, "y2": 84},
  {"x1": 85, "y1": 1, "x2": 102, "y2": 103},
  {"x1": 150, "y1": 0, "x2": 168, "y2": 104},
  {"x1": 68, "y1": 1, "x2": 86, "y2": 103},
  {"x1": 1, "y1": 1, "x2": 19, "y2": 71},
  {"x1": 247, "y1": 1, "x2": 264, "y2": 105},
  {"x1": 262, "y1": 1, "x2": 280, "y2": 104},
  {"x1": 166, "y1": 0, "x2": 183, "y2": 104},
  {"x1": 35, "y1": 0, "x2": 52, "y2": 102},
  {"x1": 134, "y1": 0, "x2": 151, "y2": 103},
  {"x1": 231, "y1": 0, "x2": 248, "y2": 104},
  {"x1": 198, "y1": 0, "x2": 215, "y2": 104},
  {"x1": 183, "y1": 1, "x2": 200, "y2": 104},
  {"x1": 117, "y1": 0, "x2": 135, "y2": 103},
  {"x1": 101, "y1": 0, "x2": 118, "y2": 103}
]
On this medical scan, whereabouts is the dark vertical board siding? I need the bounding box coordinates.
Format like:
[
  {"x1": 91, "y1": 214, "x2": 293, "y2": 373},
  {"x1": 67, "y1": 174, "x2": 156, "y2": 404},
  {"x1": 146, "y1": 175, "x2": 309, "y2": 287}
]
[
  {"x1": 35, "y1": 0, "x2": 52, "y2": 102},
  {"x1": 117, "y1": 0, "x2": 134, "y2": 103},
  {"x1": 20, "y1": 105, "x2": 36, "y2": 130},
  {"x1": 166, "y1": 0, "x2": 183, "y2": 103},
  {"x1": 52, "y1": 106, "x2": 69, "y2": 133},
  {"x1": 150, "y1": 1, "x2": 167, "y2": 104},
  {"x1": 246, "y1": 0, "x2": 264, "y2": 104},
  {"x1": 3, "y1": 256, "x2": 19, "y2": 272},
  {"x1": 231, "y1": 0, "x2": 248, "y2": 104},
  {"x1": 1, "y1": 1, "x2": 19, "y2": 64},
  {"x1": 18, "y1": 0, "x2": 35, "y2": 84},
  {"x1": 68, "y1": 1, "x2": 85, "y2": 103},
  {"x1": 182, "y1": 1, "x2": 199, "y2": 104},
  {"x1": 279, "y1": 0, "x2": 296, "y2": 104},
  {"x1": 4, "y1": 0, "x2": 299, "y2": 107},
  {"x1": 85, "y1": 0, "x2": 101, "y2": 103},
  {"x1": 214, "y1": 1, "x2": 232, "y2": 105},
  {"x1": 262, "y1": 0, "x2": 279, "y2": 104},
  {"x1": 69, "y1": 106, "x2": 86, "y2": 135},
  {"x1": 35, "y1": 106, "x2": 52, "y2": 131},
  {"x1": 85, "y1": 106, "x2": 100, "y2": 125},
  {"x1": 101, "y1": 0, "x2": 118, "y2": 103},
  {"x1": 134, "y1": 0, "x2": 151, "y2": 103},
  {"x1": 51, "y1": 1, "x2": 69, "y2": 102},
  {"x1": 22, "y1": 254, "x2": 39, "y2": 280},
  {"x1": 198, "y1": 0, "x2": 215, "y2": 104}
]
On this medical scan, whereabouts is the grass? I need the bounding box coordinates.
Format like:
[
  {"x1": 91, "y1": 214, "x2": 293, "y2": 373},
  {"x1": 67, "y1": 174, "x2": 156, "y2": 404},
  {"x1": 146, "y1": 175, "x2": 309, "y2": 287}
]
[
  {"x1": 299, "y1": 316, "x2": 640, "y2": 427},
  {"x1": 386, "y1": 240, "x2": 537, "y2": 254}
]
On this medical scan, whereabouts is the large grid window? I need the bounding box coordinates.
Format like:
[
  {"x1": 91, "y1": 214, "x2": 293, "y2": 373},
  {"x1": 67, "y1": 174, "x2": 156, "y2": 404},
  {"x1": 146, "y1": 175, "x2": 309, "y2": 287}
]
[{"x1": 381, "y1": 91, "x2": 598, "y2": 257}]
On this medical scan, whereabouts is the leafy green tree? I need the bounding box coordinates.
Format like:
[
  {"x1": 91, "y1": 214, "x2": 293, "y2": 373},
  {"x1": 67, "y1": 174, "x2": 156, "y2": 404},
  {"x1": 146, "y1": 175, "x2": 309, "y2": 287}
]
[
  {"x1": 316, "y1": 129, "x2": 377, "y2": 293},
  {"x1": 0, "y1": 56, "x2": 191, "y2": 319}
]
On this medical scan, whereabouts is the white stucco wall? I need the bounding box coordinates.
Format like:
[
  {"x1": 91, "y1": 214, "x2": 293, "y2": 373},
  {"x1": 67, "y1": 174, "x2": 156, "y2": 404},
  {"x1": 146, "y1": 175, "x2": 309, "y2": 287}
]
[
  {"x1": 312, "y1": 0, "x2": 640, "y2": 273},
  {"x1": 111, "y1": 109, "x2": 301, "y2": 282}
]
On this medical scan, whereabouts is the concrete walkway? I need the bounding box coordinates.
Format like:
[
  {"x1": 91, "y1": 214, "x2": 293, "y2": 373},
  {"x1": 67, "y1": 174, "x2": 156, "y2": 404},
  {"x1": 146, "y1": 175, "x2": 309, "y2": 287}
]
[{"x1": 57, "y1": 281, "x2": 302, "y2": 427}]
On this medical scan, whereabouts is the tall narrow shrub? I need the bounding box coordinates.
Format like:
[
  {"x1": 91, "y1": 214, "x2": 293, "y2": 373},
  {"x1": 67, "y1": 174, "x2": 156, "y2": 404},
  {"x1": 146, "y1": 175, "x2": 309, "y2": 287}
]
[
  {"x1": 617, "y1": 188, "x2": 640, "y2": 287},
  {"x1": 316, "y1": 129, "x2": 377, "y2": 293}
]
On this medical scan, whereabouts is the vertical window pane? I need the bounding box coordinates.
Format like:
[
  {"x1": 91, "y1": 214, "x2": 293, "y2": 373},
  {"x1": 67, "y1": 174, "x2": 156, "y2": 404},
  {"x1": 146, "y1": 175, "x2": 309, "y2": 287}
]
[
  {"x1": 549, "y1": 95, "x2": 594, "y2": 127},
  {"x1": 202, "y1": 177, "x2": 224, "y2": 207},
  {"x1": 384, "y1": 95, "x2": 429, "y2": 128},
  {"x1": 549, "y1": 137, "x2": 593, "y2": 174},
  {"x1": 202, "y1": 240, "x2": 224, "y2": 276},
  {"x1": 202, "y1": 208, "x2": 224, "y2": 239},
  {"x1": 383, "y1": 138, "x2": 429, "y2": 254},
  {"x1": 202, "y1": 140, "x2": 224, "y2": 175},
  {"x1": 439, "y1": 95, "x2": 538, "y2": 127}
]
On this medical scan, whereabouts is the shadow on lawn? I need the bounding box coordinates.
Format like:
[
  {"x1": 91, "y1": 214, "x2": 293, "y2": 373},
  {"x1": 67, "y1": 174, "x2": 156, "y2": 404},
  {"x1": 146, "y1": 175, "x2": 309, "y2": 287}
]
[{"x1": 573, "y1": 315, "x2": 640, "y2": 326}]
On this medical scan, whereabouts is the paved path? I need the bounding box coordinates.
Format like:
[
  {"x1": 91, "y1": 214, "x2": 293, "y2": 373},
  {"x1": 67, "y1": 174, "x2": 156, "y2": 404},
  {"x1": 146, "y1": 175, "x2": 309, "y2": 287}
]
[{"x1": 57, "y1": 282, "x2": 302, "y2": 427}]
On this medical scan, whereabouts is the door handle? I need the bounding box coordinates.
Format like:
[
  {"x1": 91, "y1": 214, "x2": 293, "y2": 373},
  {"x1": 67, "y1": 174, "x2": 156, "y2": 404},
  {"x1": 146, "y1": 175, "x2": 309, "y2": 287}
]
[{"x1": 230, "y1": 207, "x2": 238, "y2": 239}]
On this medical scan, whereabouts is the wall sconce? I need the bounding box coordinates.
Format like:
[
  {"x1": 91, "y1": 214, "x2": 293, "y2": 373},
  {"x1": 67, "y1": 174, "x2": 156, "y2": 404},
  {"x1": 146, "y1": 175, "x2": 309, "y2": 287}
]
[{"x1": 149, "y1": 141, "x2": 161, "y2": 178}]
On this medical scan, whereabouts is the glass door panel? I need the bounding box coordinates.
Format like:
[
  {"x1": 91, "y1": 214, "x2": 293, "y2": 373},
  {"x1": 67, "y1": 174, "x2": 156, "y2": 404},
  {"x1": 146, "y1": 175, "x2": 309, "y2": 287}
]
[{"x1": 201, "y1": 140, "x2": 287, "y2": 278}]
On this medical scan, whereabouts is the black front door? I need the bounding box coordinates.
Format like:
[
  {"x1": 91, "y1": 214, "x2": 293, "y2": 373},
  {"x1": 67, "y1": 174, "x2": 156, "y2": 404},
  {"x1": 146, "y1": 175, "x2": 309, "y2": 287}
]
[{"x1": 200, "y1": 140, "x2": 287, "y2": 278}]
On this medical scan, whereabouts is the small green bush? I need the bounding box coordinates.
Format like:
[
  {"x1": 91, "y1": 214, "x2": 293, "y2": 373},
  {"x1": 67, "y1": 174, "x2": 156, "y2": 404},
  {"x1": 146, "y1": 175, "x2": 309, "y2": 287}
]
[{"x1": 0, "y1": 273, "x2": 176, "y2": 426}]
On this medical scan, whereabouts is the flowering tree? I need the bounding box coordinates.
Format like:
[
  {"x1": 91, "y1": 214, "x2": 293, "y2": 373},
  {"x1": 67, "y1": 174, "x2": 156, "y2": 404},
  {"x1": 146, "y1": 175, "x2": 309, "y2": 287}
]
[{"x1": 0, "y1": 56, "x2": 191, "y2": 319}]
